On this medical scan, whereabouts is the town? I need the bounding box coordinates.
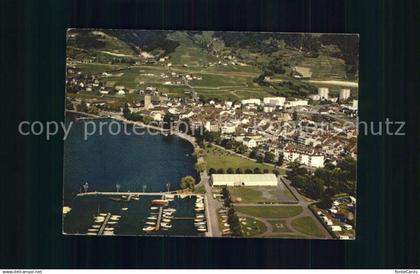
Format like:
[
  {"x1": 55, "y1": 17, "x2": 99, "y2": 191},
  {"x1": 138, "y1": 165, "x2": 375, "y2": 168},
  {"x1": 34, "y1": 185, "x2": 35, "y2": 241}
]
[{"x1": 64, "y1": 30, "x2": 358, "y2": 239}]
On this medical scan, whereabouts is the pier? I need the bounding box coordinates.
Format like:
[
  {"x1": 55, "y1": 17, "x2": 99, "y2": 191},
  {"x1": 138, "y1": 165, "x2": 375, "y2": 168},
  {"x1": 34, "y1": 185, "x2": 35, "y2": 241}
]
[
  {"x1": 155, "y1": 207, "x2": 163, "y2": 231},
  {"x1": 77, "y1": 191, "x2": 200, "y2": 198},
  {"x1": 97, "y1": 213, "x2": 111, "y2": 235}
]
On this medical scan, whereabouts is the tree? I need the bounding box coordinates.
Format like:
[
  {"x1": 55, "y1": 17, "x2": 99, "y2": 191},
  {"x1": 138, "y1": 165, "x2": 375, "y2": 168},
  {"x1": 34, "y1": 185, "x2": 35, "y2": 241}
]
[
  {"x1": 195, "y1": 161, "x2": 207, "y2": 173},
  {"x1": 304, "y1": 178, "x2": 324, "y2": 200},
  {"x1": 180, "y1": 176, "x2": 196, "y2": 190},
  {"x1": 122, "y1": 103, "x2": 131, "y2": 117},
  {"x1": 208, "y1": 168, "x2": 216, "y2": 175},
  {"x1": 216, "y1": 168, "x2": 225, "y2": 174},
  {"x1": 272, "y1": 169, "x2": 280, "y2": 176},
  {"x1": 277, "y1": 153, "x2": 284, "y2": 166},
  {"x1": 264, "y1": 152, "x2": 275, "y2": 163},
  {"x1": 235, "y1": 168, "x2": 243, "y2": 174},
  {"x1": 253, "y1": 167, "x2": 261, "y2": 174},
  {"x1": 256, "y1": 154, "x2": 264, "y2": 163},
  {"x1": 227, "y1": 168, "x2": 234, "y2": 174},
  {"x1": 318, "y1": 193, "x2": 333, "y2": 209},
  {"x1": 245, "y1": 168, "x2": 253, "y2": 174},
  {"x1": 263, "y1": 169, "x2": 269, "y2": 173},
  {"x1": 249, "y1": 149, "x2": 258, "y2": 159}
]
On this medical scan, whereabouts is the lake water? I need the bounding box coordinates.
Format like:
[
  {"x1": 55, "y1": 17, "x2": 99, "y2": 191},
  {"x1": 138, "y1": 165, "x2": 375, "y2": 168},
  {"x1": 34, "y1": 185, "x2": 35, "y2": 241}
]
[
  {"x1": 63, "y1": 114, "x2": 202, "y2": 236},
  {"x1": 63, "y1": 115, "x2": 197, "y2": 203}
]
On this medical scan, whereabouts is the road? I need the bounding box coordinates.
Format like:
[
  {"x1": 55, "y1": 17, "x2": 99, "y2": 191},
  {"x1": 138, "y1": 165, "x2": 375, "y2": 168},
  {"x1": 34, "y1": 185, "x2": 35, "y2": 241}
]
[
  {"x1": 280, "y1": 176, "x2": 332, "y2": 238},
  {"x1": 200, "y1": 171, "x2": 222, "y2": 237}
]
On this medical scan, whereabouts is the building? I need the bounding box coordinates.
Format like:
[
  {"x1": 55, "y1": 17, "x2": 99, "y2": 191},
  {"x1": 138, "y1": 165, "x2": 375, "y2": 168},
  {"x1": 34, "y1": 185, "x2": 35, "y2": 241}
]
[
  {"x1": 263, "y1": 106, "x2": 275, "y2": 113},
  {"x1": 339, "y1": 89, "x2": 351, "y2": 101},
  {"x1": 210, "y1": 174, "x2": 278, "y2": 186},
  {"x1": 241, "y1": 98, "x2": 261, "y2": 106},
  {"x1": 242, "y1": 137, "x2": 257, "y2": 148},
  {"x1": 318, "y1": 87, "x2": 329, "y2": 100},
  {"x1": 144, "y1": 94, "x2": 153, "y2": 110},
  {"x1": 285, "y1": 99, "x2": 308, "y2": 108},
  {"x1": 283, "y1": 144, "x2": 324, "y2": 168},
  {"x1": 263, "y1": 97, "x2": 286, "y2": 106},
  {"x1": 352, "y1": 99, "x2": 358, "y2": 110},
  {"x1": 221, "y1": 123, "x2": 236, "y2": 134},
  {"x1": 309, "y1": 94, "x2": 321, "y2": 101}
]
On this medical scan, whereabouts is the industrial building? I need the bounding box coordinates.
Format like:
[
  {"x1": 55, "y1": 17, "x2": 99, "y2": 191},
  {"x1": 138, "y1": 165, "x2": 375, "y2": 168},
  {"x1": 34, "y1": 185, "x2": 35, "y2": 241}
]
[{"x1": 210, "y1": 174, "x2": 278, "y2": 186}]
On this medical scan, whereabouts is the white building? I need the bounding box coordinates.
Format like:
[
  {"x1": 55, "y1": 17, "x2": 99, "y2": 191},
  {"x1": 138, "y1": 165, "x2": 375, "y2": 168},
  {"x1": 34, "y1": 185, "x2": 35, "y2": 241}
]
[
  {"x1": 285, "y1": 99, "x2": 308, "y2": 108},
  {"x1": 211, "y1": 174, "x2": 278, "y2": 186},
  {"x1": 263, "y1": 97, "x2": 285, "y2": 106},
  {"x1": 283, "y1": 144, "x2": 324, "y2": 168},
  {"x1": 339, "y1": 88, "x2": 351, "y2": 101},
  {"x1": 263, "y1": 106, "x2": 275, "y2": 113},
  {"x1": 221, "y1": 123, "x2": 236, "y2": 134},
  {"x1": 318, "y1": 87, "x2": 329, "y2": 99},
  {"x1": 242, "y1": 137, "x2": 257, "y2": 148},
  {"x1": 309, "y1": 94, "x2": 321, "y2": 101},
  {"x1": 241, "y1": 98, "x2": 261, "y2": 106}
]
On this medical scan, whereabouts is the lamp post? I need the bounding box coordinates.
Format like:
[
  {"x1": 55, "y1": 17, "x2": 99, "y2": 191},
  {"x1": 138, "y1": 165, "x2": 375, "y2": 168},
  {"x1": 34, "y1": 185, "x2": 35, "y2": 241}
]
[
  {"x1": 83, "y1": 182, "x2": 89, "y2": 193},
  {"x1": 166, "y1": 182, "x2": 170, "y2": 193},
  {"x1": 143, "y1": 184, "x2": 147, "y2": 193},
  {"x1": 116, "y1": 184, "x2": 121, "y2": 192}
]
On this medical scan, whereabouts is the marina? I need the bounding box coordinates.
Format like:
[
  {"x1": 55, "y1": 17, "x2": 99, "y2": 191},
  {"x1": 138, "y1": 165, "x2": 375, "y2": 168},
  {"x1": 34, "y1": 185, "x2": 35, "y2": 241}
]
[{"x1": 64, "y1": 193, "x2": 208, "y2": 236}]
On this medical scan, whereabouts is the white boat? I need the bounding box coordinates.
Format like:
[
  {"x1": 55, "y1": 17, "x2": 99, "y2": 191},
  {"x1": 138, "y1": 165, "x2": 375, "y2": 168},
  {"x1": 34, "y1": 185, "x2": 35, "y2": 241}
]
[
  {"x1": 150, "y1": 207, "x2": 158, "y2": 210},
  {"x1": 197, "y1": 228, "x2": 207, "y2": 232},
  {"x1": 165, "y1": 195, "x2": 175, "y2": 199},
  {"x1": 121, "y1": 208, "x2": 128, "y2": 211},
  {"x1": 87, "y1": 233, "x2": 97, "y2": 235},
  {"x1": 195, "y1": 208, "x2": 204, "y2": 212},
  {"x1": 147, "y1": 216, "x2": 157, "y2": 220},
  {"x1": 103, "y1": 231, "x2": 114, "y2": 235},
  {"x1": 161, "y1": 223, "x2": 172, "y2": 228},
  {"x1": 99, "y1": 213, "x2": 107, "y2": 217},
  {"x1": 194, "y1": 218, "x2": 205, "y2": 222},
  {"x1": 91, "y1": 225, "x2": 100, "y2": 228},
  {"x1": 105, "y1": 227, "x2": 114, "y2": 231},
  {"x1": 88, "y1": 229, "x2": 98, "y2": 232},
  {"x1": 142, "y1": 226, "x2": 155, "y2": 232},
  {"x1": 162, "y1": 218, "x2": 171, "y2": 223},
  {"x1": 194, "y1": 222, "x2": 206, "y2": 226},
  {"x1": 164, "y1": 208, "x2": 176, "y2": 212},
  {"x1": 223, "y1": 223, "x2": 230, "y2": 227},
  {"x1": 108, "y1": 221, "x2": 117, "y2": 225},
  {"x1": 146, "y1": 221, "x2": 156, "y2": 226},
  {"x1": 112, "y1": 215, "x2": 121, "y2": 217},
  {"x1": 222, "y1": 228, "x2": 231, "y2": 233},
  {"x1": 110, "y1": 216, "x2": 120, "y2": 221},
  {"x1": 196, "y1": 214, "x2": 205, "y2": 218}
]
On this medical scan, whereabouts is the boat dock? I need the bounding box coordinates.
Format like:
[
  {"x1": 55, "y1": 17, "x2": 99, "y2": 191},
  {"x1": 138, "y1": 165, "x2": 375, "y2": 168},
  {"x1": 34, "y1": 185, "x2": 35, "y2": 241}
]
[
  {"x1": 97, "y1": 213, "x2": 111, "y2": 235},
  {"x1": 155, "y1": 207, "x2": 163, "y2": 231},
  {"x1": 77, "y1": 191, "x2": 200, "y2": 198}
]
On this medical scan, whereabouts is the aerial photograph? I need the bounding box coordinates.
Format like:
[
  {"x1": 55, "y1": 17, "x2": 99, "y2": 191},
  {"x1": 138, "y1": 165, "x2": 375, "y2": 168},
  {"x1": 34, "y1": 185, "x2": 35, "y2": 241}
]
[{"x1": 63, "y1": 30, "x2": 358, "y2": 239}]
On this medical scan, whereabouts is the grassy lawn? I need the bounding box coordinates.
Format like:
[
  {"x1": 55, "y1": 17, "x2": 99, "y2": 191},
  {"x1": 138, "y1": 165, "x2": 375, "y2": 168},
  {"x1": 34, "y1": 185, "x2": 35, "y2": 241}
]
[
  {"x1": 204, "y1": 146, "x2": 282, "y2": 172},
  {"x1": 239, "y1": 217, "x2": 267, "y2": 237},
  {"x1": 228, "y1": 186, "x2": 294, "y2": 204},
  {"x1": 268, "y1": 220, "x2": 291, "y2": 233},
  {"x1": 291, "y1": 216, "x2": 325, "y2": 238},
  {"x1": 235, "y1": 206, "x2": 303, "y2": 219}
]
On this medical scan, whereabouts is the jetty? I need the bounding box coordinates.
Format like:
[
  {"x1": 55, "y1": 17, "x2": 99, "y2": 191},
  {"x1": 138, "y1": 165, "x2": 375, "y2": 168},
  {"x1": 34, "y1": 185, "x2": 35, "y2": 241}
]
[{"x1": 97, "y1": 213, "x2": 112, "y2": 235}]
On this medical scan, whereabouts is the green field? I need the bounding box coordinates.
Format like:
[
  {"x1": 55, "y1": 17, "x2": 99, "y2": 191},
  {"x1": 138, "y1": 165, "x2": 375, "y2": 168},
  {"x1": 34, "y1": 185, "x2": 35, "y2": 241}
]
[
  {"x1": 268, "y1": 220, "x2": 291, "y2": 233},
  {"x1": 290, "y1": 216, "x2": 325, "y2": 237},
  {"x1": 203, "y1": 146, "x2": 281, "y2": 172},
  {"x1": 228, "y1": 186, "x2": 295, "y2": 204},
  {"x1": 235, "y1": 206, "x2": 303, "y2": 218},
  {"x1": 239, "y1": 217, "x2": 267, "y2": 237}
]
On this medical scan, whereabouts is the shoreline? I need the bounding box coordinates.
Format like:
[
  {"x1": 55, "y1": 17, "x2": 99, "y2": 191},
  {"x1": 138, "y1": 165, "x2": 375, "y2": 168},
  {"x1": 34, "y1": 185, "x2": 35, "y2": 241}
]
[{"x1": 66, "y1": 109, "x2": 198, "y2": 149}]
